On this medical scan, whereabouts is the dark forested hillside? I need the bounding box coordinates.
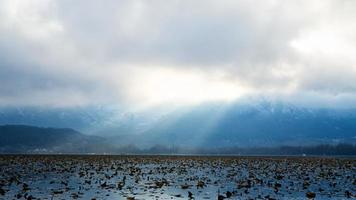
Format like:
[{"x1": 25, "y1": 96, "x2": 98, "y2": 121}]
[{"x1": 0, "y1": 125, "x2": 109, "y2": 153}]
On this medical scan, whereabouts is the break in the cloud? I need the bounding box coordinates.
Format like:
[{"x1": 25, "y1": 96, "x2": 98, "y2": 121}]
[{"x1": 0, "y1": 0, "x2": 355, "y2": 108}]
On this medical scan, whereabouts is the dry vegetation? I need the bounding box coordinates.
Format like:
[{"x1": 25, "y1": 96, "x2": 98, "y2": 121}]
[{"x1": 0, "y1": 155, "x2": 355, "y2": 199}]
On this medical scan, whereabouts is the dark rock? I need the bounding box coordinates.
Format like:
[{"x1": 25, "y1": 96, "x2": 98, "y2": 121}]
[
  {"x1": 197, "y1": 181, "x2": 205, "y2": 188},
  {"x1": 181, "y1": 184, "x2": 190, "y2": 189},
  {"x1": 218, "y1": 194, "x2": 225, "y2": 200},
  {"x1": 345, "y1": 190, "x2": 352, "y2": 198},
  {"x1": 306, "y1": 192, "x2": 316, "y2": 199}
]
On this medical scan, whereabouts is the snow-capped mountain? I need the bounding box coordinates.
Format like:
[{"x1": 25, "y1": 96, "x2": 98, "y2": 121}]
[{"x1": 1, "y1": 101, "x2": 356, "y2": 148}]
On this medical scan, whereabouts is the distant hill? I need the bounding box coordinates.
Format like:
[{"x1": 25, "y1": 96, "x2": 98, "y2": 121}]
[
  {"x1": 0, "y1": 125, "x2": 111, "y2": 153},
  {"x1": 1, "y1": 101, "x2": 356, "y2": 149}
]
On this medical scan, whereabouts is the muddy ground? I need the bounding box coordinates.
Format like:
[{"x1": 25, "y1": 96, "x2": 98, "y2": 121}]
[{"x1": 0, "y1": 155, "x2": 355, "y2": 199}]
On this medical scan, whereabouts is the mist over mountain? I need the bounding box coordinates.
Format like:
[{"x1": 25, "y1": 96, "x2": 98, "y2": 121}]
[
  {"x1": 1, "y1": 100, "x2": 356, "y2": 149},
  {"x1": 115, "y1": 102, "x2": 356, "y2": 148},
  {"x1": 0, "y1": 106, "x2": 122, "y2": 133}
]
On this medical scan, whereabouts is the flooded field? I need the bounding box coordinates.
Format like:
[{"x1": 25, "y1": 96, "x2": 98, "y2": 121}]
[{"x1": 0, "y1": 155, "x2": 354, "y2": 200}]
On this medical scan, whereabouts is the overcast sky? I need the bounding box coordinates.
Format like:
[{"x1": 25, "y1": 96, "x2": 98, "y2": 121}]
[{"x1": 0, "y1": 0, "x2": 356, "y2": 109}]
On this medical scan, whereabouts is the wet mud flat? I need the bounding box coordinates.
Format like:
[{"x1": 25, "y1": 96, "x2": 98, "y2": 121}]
[{"x1": 0, "y1": 155, "x2": 355, "y2": 200}]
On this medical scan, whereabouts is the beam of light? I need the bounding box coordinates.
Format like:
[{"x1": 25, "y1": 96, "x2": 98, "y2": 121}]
[{"x1": 185, "y1": 102, "x2": 235, "y2": 147}]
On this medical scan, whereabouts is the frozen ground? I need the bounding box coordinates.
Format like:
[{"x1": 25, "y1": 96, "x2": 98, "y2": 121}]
[{"x1": 0, "y1": 155, "x2": 355, "y2": 199}]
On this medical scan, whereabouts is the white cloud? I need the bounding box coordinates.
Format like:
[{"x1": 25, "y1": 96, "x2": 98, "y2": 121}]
[{"x1": 0, "y1": 0, "x2": 355, "y2": 108}]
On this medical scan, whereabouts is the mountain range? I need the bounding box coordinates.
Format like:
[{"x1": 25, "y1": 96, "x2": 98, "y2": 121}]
[{"x1": 1, "y1": 101, "x2": 356, "y2": 149}]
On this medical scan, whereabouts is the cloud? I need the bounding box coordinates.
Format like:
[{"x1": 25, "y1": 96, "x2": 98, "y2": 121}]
[{"x1": 0, "y1": 0, "x2": 355, "y2": 108}]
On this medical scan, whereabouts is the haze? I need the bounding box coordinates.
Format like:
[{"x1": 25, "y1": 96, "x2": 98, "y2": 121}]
[{"x1": 1, "y1": 0, "x2": 356, "y2": 152}]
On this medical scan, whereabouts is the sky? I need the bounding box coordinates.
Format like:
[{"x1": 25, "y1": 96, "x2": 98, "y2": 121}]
[{"x1": 0, "y1": 0, "x2": 356, "y2": 110}]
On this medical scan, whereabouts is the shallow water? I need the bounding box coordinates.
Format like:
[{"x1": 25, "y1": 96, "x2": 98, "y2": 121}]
[{"x1": 0, "y1": 155, "x2": 354, "y2": 199}]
